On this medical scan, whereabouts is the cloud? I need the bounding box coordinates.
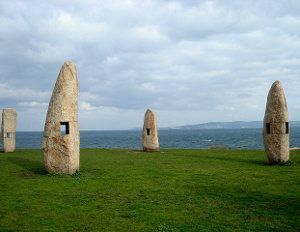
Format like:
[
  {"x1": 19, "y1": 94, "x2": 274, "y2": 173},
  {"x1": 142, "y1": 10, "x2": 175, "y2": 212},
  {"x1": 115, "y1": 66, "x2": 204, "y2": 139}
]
[
  {"x1": 0, "y1": 84, "x2": 49, "y2": 103},
  {"x1": 80, "y1": 102, "x2": 101, "y2": 111},
  {"x1": 0, "y1": 0, "x2": 299, "y2": 130},
  {"x1": 18, "y1": 101, "x2": 48, "y2": 108}
]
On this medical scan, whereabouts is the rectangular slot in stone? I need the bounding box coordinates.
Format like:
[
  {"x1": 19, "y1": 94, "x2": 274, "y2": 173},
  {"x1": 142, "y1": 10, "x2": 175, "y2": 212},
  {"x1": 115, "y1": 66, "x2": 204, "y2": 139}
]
[
  {"x1": 266, "y1": 123, "x2": 271, "y2": 134},
  {"x1": 6, "y1": 132, "x2": 10, "y2": 138},
  {"x1": 285, "y1": 122, "x2": 289, "y2": 134},
  {"x1": 147, "y1": 128, "x2": 150, "y2": 136},
  {"x1": 60, "y1": 122, "x2": 70, "y2": 135}
]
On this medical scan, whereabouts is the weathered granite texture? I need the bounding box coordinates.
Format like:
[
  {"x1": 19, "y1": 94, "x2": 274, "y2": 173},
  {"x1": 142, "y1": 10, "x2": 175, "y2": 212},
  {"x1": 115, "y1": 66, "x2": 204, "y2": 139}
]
[
  {"x1": 42, "y1": 61, "x2": 80, "y2": 174},
  {"x1": 263, "y1": 80, "x2": 289, "y2": 163},
  {"x1": 142, "y1": 109, "x2": 159, "y2": 152},
  {"x1": 1, "y1": 108, "x2": 17, "y2": 152}
]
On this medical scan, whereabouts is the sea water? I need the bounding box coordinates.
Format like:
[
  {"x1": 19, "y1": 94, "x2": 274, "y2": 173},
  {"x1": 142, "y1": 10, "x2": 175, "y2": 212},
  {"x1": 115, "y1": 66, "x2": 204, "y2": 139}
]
[{"x1": 1, "y1": 128, "x2": 299, "y2": 149}]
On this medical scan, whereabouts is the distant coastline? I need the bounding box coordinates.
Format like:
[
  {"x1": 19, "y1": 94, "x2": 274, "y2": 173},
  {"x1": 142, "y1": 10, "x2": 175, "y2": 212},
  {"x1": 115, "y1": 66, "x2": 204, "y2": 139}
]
[
  {"x1": 132, "y1": 121, "x2": 300, "y2": 130},
  {"x1": 169, "y1": 121, "x2": 300, "y2": 130}
]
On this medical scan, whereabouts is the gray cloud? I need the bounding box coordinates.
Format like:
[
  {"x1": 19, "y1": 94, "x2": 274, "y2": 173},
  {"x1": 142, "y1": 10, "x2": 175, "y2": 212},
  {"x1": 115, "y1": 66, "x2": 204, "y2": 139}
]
[{"x1": 0, "y1": 0, "x2": 299, "y2": 130}]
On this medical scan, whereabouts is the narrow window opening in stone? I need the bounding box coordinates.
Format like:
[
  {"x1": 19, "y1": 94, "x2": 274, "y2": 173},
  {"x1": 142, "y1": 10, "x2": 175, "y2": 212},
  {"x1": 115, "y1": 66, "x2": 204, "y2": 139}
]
[
  {"x1": 266, "y1": 123, "x2": 271, "y2": 134},
  {"x1": 146, "y1": 128, "x2": 150, "y2": 136},
  {"x1": 6, "y1": 132, "x2": 10, "y2": 138},
  {"x1": 60, "y1": 122, "x2": 70, "y2": 135},
  {"x1": 285, "y1": 122, "x2": 289, "y2": 134}
]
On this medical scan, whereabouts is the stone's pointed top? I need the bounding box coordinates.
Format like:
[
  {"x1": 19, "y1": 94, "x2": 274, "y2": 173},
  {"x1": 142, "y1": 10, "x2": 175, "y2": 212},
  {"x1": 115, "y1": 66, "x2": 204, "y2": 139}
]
[
  {"x1": 268, "y1": 80, "x2": 286, "y2": 99},
  {"x1": 59, "y1": 61, "x2": 77, "y2": 80},
  {"x1": 64, "y1": 60, "x2": 75, "y2": 64},
  {"x1": 63, "y1": 61, "x2": 76, "y2": 70},
  {"x1": 145, "y1": 109, "x2": 154, "y2": 115},
  {"x1": 270, "y1": 80, "x2": 283, "y2": 91}
]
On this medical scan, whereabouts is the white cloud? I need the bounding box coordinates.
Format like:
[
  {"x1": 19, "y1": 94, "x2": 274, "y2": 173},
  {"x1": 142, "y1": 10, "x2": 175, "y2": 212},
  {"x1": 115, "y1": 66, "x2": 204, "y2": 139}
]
[
  {"x1": 80, "y1": 102, "x2": 101, "y2": 111},
  {"x1": 0, "y1": 84, "x2": 49, "y2": 102},
  {"x1": 18, "y1": 101, "x2": 48, "y2": 108},
  {"x1": 131, "y1": 25, "x2": 167, "y2": 43}
]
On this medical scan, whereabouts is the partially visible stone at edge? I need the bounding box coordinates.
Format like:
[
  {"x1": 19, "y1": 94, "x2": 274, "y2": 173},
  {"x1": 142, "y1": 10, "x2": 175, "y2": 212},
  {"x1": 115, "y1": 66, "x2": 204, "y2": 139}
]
[
  {"x1": 142, "y1": 109, "x2": 159, "y2": 152},
  {"x1": 1, "y1": 108, "x2": 17, "y2": 152},
  {"x1": 263, "y1": 80, "x2": 289, "y2": 164},
  {"x1": 42, "y1": 61, "x2": 80, "y2": 174}
]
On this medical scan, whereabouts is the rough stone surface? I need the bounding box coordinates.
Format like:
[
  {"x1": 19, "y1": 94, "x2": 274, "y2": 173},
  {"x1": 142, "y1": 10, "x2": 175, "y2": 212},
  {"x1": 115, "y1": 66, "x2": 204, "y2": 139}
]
[
  {"x1": 42, "y1": 61, "x2": 80, "y2": 174},
  {"x1": 1, "y1": 108, "x2": 17, "y2": 152},
  {"x1": 263, "y1": 80, "x2": 289, "y2": 163},
  {"x1": 142, "y1": 109, "x2": 159, "y2": 152}
]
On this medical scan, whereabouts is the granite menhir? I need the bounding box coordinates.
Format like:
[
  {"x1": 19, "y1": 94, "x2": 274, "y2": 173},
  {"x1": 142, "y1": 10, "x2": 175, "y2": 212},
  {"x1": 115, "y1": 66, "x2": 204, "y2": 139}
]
[
  {"x1": 142, "y1": 109, "x2": 159, "y2": 152},
  {"x1": 263, "y1": 80, "x2": 289, "y2": 164},
  {"x1": 1, "y1": 108, "x2": 17, "y2": 152},
  {"x1": 42, "y1": 61, "x2": 80, "y2": 174}
]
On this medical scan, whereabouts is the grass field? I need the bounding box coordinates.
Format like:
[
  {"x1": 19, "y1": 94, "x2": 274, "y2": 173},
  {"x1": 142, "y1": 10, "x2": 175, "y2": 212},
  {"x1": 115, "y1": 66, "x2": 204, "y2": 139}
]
[{"x1": 0, "y1": 149, "x2": 299, "y2": 231}]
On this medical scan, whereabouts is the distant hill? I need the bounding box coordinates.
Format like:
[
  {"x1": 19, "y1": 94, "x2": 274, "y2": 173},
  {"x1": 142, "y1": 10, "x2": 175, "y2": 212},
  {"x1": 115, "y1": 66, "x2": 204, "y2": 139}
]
[
  {"x1": 171, "y1": 121, "x2": 300, "y2": 130},
  {"x1": 131, "y1": 121, "x2": 300, "y2": 130}
]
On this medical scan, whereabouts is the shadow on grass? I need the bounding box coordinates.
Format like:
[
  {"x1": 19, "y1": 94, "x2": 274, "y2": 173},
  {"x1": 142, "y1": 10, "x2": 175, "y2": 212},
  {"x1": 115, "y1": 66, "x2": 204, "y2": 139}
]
[{"x1": 7, "y1": 157, "x2": 47, "y2": 175}]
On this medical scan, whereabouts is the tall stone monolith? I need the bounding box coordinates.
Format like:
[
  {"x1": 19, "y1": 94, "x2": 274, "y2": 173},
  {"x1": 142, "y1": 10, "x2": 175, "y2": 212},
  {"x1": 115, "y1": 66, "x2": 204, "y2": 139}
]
[
  {"x1": 1, "y1": 108, "x2": 17, "y2": 152},
  {"x1": 42, "y1": 61, "x2": 80, "y2": 174},
  {"x1": 263, "y1": 80, "x2": 289, "y2": 164},
  {"x1": 142, "y1": 109, "x2": 159, "y2": 152}
]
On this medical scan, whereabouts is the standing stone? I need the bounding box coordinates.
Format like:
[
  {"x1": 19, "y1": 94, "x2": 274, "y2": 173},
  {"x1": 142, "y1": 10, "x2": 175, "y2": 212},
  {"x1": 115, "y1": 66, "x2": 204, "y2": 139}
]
[
  {"x1": 1, "y1": 108, "x2": 17, "y2": 152},
  {"x1": 142, "y1": 109, "x2": 159, "y2": 152},
  {"x1": 42, "y1": 61, "x2": 80, "y2": 174},
  {"x1": 263, "y1": 80, "x2": 289, "y2": 164}
]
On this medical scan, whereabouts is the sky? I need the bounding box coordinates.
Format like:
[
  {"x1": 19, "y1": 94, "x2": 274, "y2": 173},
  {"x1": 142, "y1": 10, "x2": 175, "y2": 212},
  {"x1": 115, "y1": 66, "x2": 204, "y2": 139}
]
[{"x1": 0, "y1": 0, "x2": 299, "y2": 131}]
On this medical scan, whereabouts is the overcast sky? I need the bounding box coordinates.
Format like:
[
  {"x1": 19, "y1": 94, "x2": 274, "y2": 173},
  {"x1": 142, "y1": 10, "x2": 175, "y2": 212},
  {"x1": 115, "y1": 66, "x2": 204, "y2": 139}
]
[{"x1": 0, "y1": 0, "x2": 299, "y2": 131}]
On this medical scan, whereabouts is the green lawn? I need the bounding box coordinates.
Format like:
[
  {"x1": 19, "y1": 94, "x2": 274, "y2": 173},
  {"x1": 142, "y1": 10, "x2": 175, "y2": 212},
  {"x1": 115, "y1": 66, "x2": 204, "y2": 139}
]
[{"x1": 0, "y1": 149, "x2": 299, "y2": 231}]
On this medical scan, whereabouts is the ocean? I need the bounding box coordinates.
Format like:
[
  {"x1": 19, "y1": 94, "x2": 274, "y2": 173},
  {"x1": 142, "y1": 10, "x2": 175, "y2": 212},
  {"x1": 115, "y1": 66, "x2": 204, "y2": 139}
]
[{"x1": 1, "y1": 128, "x2": 299, "y2": 150}]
